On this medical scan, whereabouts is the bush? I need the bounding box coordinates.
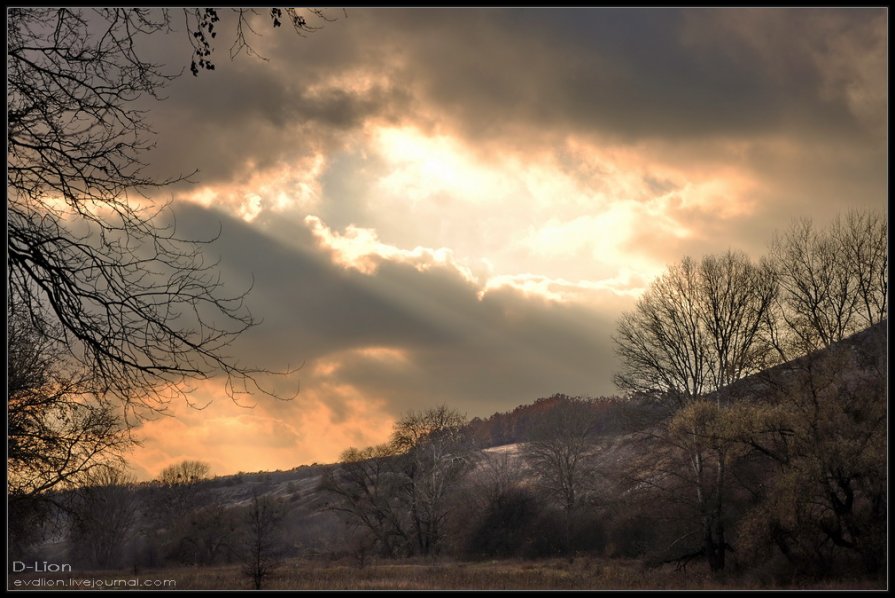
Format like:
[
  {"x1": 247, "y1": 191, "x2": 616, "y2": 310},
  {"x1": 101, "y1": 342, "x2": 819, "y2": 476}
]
[
  {"x1": 569, "y1": 510, "x2": 607, "y2": 554},
  {"x1": 606, "y1": 514, "x2": 656, "y2": 558},
  {"x1": 466, "y1": 487, "x2": 542, "y2": 559}
]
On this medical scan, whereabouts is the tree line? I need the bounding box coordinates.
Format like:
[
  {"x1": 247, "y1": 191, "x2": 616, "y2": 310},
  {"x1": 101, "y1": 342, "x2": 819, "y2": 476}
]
[{"x1": 11, "y1": 458, "x2": 288, "y2": 589}]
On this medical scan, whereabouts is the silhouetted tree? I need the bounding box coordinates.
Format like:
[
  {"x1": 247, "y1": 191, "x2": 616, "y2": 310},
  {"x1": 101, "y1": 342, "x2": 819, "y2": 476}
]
[
  {"x1": 614, "y1": 250, "x2": 777, "y2": 405},
  {"x1": 769, "y1": 210, "x2": 887, "y2": 357},
  {"x1": 184, "y1": 8, "x2": 333, "y2": 75},
  {"x1": 159, "y1": 460, "x2": 211, "y2": 486},
  {"x1": 322, "y1": 406, "x2": 473, "y2": 559},
  {"x1": 611, "y1": 249, "x2": 780, "y2": 572},
  {"x1": 462, "y1": 448, "x2": 539, "y2": 559},
  {"x1": 8, "y1": 8, "x2": 336, "y2": 418},
  {"x1": 391, "y1": 406, "x2": 473, "y2": 557},
  {"x1": 523, "y1": 396, "x2": 601, "y2": 553},
  {"x1": 467, "y1": 486, "x2": 541, "y2": 559},
  {"x1": 68, "y1": 467, "x2": 139, "y2": 569},
  {"x1": 241, "y1": 490, "x2": 284, "y2": 589},
  {"x1": 320, "y1": 444, "x2": 412, "y2": 558},
  {"x1": 389, "y1": 405, "x2": 468, "y2": 453},
  {"x1": 837, "y1": 210, "x2": 888, "y2": 329}
]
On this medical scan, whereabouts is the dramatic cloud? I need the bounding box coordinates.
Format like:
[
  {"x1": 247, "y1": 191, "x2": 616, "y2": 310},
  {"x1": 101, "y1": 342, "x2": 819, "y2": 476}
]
[
  {"x1": 118, "y1": 8, "x2": 885, "y2": 478},
  {"x1": 130, "y1": 203, "x2": 626, "y2": 477}
]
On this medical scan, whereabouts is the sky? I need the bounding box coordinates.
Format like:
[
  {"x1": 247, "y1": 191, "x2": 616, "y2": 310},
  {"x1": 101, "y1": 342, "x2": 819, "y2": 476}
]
[{"x1": 120, "y1": 7, "x2": 887, "y2": 480}]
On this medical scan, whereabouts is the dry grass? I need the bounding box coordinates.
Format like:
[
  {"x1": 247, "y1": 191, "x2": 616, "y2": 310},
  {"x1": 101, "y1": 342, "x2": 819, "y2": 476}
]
[{"x1": 9, "y1": 558, "x2": 885, "y2": 591}]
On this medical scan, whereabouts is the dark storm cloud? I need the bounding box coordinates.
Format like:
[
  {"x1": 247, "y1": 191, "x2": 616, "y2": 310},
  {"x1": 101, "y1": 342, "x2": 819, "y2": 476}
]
[
  {"x1": 335, "y1": 7, "x2": 880, "y2": 143},
  {"x1": 140, "y1": 9, "x2": 411, "y2": 186},
  {"x1": 349, "y1": 260, "x2": 623, "y2": 413},
  {"x1": 147, "y1": 73, "x2": 409, "y2": 186},
  {"x1": 169, "y1": 202, "x2": 622, "y2": 418},
  {"x1": 168, "y1": 202, "x2": 450, "y2": 363},
  {"x1": 139, "y1": 7, "x2": 884, "y2": 196}
]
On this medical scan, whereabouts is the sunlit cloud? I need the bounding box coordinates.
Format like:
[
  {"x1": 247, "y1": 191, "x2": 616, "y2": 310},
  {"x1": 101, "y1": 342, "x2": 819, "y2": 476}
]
[
  {"x1": 481, "y1": 271, "x2": 653, "y2": 303},
  {"x1": 171, "y1": 115, "x2": 760, "y2": 292},
  {"x1": 363, "y1": 126, "x2": 762, "y2": 287},
  {"x1": 374, "y1": 126, "x2": 510, "y2": 205},
  {"x1": 306, "y1": 212, "x2": 653, "y2": 304},
  {"x1": 311, "y1": 345, "x2": 412, "y2": 377},
  {"x1": 179, "y1": 153, "x2": 327, "y2": 222},
  {"x1": 305, "y1": 214, "x2": 478, "y2": 283}
]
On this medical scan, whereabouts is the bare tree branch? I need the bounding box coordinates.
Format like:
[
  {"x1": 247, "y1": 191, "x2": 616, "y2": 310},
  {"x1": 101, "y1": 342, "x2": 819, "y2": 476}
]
[{"x1": 7, "y1": 8, "x2": 329, "y2": 419}]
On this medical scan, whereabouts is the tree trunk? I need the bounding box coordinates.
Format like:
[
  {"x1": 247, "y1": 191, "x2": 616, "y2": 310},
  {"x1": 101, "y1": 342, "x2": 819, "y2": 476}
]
[{"x1": 703, "y1": 516, "x2": 726, "y2": 572}]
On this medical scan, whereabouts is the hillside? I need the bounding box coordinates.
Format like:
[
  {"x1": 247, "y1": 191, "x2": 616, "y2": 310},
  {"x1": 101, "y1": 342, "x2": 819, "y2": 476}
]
[
  {"x1": 104, "y1": 320, "x2": 887, "y2": 499},
  {"x1": 185, "y1": 317, "x2": 887, "y2": 507},
  {"x1": 23, "y1": 320, "x2": 886, "y2": 576}
]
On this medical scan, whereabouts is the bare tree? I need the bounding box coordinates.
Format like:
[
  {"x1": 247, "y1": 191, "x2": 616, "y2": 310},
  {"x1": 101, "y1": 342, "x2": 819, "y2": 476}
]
[
  {"x1": 7, "y1": 11, "x2": 192, "y2": 412},
  {"x1": 611, "y1": 250, "x2": 779, "y2": 571},
  {"x1": 175, "y1": 505, "x2": 240, "y2": 566},
  {"x1": 613, "y1": 251, "x2": 777, "y2": 405},
  {"x1": 768, "y1": 210, "x2": 886, "y2": 358},
  {"x1": 735, "y1": 323, "x2": 887, "y2": 575},
  {"x1": 320, "y1": 444, "x2": 412, "y2": 558},
  {"x1": 390, "y1": 406, "x2": 473, "y2": 557},
  {"x1": 460, "y1": 446, "x2": 533, "y2": 558},
  {"x1": 68, "y1": 467, "x2": 140, "y2": 569},
  {"x1": 666, "y1": 400, "x2": 742, "y2": 572},
  {"x1": 390, "y1": 405, "x2": 468, "y2": 453},
  {"x1": 699, "y1": 252, "x2": 779, "y2": 386},
  {"x1": 468, "y1": 448, "x2": 527, "y2": 513},
  {"x1": 524, "y1": 398, "x2": 601, "y2": 515},
  {"x1": 158, "y1": 459, "x2": 211, "y2": 486},
  {"x1": 154, "y1": 459, "x2": 211, "y2": 517},
  {"x1": 523, "y1": 397, "x2": 601, "y2": 552},
  {"x1": 241, "y1": 489, "x2": 284, "y2": 590},
  {"x1": 614, "y1": 256, "x2": 708, "y2": 403},
  {"x1": 8, "y1": 8, "x2": 338, "y2": 419},
  {"x1": 609, "y1": 212, "x2": 886, "y2": 574},
  {"x1": 615, "y1": 396, "x2": 749, "y2": 573},
  {"x1": 325, "y1": 406, "x2": 473, "y2": 558},
  {"x1": 836, "y1": 210, "x2": 888, "y2": 329},
  {"x1": 770, "y1": 218, "x2": 856, "y2": 354}
]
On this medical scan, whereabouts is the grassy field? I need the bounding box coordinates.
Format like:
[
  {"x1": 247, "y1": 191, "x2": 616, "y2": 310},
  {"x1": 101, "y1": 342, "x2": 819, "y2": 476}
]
[{"x1": 9, "y1": 558, "x2": 886, "y2": 591}]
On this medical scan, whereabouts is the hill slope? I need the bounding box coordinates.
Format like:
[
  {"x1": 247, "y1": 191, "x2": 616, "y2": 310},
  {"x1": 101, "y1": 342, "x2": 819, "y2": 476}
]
[{"x1": 28, "y1": 321, "x2": 886, "y2": 571}]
